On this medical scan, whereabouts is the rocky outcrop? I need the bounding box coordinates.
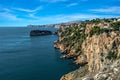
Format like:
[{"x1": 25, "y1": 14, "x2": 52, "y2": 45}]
[
  {"x1": 30, "y1": 30, "x2": 52, "y2": 36},
  {"x1": 57, "y1": 31, "x2": 120, "y2": 80},
  {"x1": 81, "y1": 32, "x2": 120, "y2": 73},
  {"x1": 93, "y1": 59, "x2": 120, "y2": 80},
  {"x1": 61, "y1": 66, "x2": 88, "y2": 80},
  {"x1": 54, "y1": 18, "x2": 120, "y2": 80},
  {"x1": 61, "y1": 59, "x2": 120, "y2": 80}
]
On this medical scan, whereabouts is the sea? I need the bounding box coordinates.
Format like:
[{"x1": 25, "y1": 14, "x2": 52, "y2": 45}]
[{"x1": 0, "y1": 27, "x2": 78, "y2": 80}]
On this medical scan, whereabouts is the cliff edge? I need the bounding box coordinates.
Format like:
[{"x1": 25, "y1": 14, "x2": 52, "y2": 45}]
[{"x1": 54, "y1": 18, "x2": 120, "y2": 80}]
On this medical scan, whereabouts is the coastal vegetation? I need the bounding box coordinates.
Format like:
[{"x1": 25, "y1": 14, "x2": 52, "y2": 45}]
[
  {"x1": 54, "y1": 18, "x2": 120, "y2": 80},
  {"x1": 110, "y1": 21, "x2": 120, "y2": 30},
  {"x1": 106, "y1": 51, "x2": 117, "y2": 60}
]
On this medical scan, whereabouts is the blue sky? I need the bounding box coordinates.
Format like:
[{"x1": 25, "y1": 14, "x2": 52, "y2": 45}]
[{"x1": 0, "y1": 0, "x2": 120, "y2": 26}]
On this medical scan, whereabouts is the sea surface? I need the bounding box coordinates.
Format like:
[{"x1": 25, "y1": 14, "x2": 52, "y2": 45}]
[{"x1": 0, "y1": 27, "x2": 78, "y2": 80}]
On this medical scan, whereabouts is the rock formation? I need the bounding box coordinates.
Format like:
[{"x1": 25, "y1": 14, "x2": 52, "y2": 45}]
[
  {"x1": 30, "y1": 30, "x2": 52, "y2": 36},
  {"x1": 54, "y1": 18, "x2": 120, "y2": 80}
]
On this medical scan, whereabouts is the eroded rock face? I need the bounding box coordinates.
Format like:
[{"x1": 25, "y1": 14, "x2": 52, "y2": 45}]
[
  {"x1": 54, "y1": 19, "x2": 120, "y2": 80},
  {"x1": 30, "y1": 30, "x2": 52, "y2": 36},
  {"x1": 60, "y1": 66, "x2": 88, "y2": 80},
  {"x1": 59, "y1": 32, "x2": 120, "y2": 80},
  {"x1": 81, "y1": 32, "x2": 120, "y2": 72},
  {"x1": 93, "y1": 59, "x2": 120, "y2": 80}
]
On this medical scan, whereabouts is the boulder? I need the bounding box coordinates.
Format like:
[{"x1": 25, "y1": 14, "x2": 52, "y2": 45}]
[{"x1": 30, "y1": 30, "x2": 52, "y2": 36}]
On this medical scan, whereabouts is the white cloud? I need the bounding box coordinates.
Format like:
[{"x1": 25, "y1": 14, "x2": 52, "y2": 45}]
[
  {"x1": 0, "y1": 12, "x2": 22, "y2": 20},
  {"x1": 40, "y1": 0, "x2": 67, "y2": 3},
  {"x1": 40, "y1": 0, "x2": 87, "y2": 3},
  {"x1": 13, "y1": 6, "x2": 42, "y2": 13},
  {"x1": 0, "y1": 11, "x2": 119, "y2": 26},
  {"x1": 0, "y1": 7, "x2": 22, "y2": 21},
  {"x1": 28, "y1": 13, "x2": 39, "y2": 19},
  {"x1": 26, "y1": 13, "x2": 119, "y2": 24},
  {"x1": 80, "y1": 0, "x2": 88, "y2": 1},
  {"x1": 0, "y1": 8, "x2": 13, "y2": 12},
  {"x1": 67, "y1": 3, "x2": 78, "y2": 7},
  {"x1": 90, "y1": 6, "x2": 120, "y2": 14},
  {"x1": 0, "y1": 7, "x2": 119, "y2": 25},
  {"x1": 2, "y1": 8, "x2": 13, "y2": 12}
]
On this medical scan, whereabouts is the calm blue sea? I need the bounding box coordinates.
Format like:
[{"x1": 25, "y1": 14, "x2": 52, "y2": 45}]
[{"x1": 0, "y1": 27, "x2": 77, "y2": 80}]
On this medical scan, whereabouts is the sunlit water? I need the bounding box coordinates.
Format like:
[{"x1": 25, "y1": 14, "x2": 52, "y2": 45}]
[{"x1": 0, "y1": 27, "x2": 78, "y2": 80}]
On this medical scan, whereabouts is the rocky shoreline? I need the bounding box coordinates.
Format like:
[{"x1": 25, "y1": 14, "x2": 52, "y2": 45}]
[{"x1": 54, "y1": 18, "x2": 120, "y2": 80}]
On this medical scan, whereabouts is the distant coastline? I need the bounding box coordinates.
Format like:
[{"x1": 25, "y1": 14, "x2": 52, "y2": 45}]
[{"x1": 27, "y1": 20, "x2": 81, "y2": 28}]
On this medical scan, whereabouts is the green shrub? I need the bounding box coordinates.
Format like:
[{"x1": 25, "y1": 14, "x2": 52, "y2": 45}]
[
  {"x1": 89, "y1": 26, "x2": 110, "y2": 37},
  {"x1": 106, "y1": 51, "x2": 117, "y2": 60},
  {"x1": 89, "y1": 26, "x2": 100, "y2": 36},
  {"x1": 110, "y1": 21, "x2": 120, "y2": 31}
]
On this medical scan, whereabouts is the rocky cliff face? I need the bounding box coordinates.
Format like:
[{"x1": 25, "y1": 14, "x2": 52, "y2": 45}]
[
  {"x1": 61, "y1": 59, "x2": 120, "y2": 80},
  {"x1": 81, "y1": 32, "x2": 120, "y2": 73},
  {"x1": 54, "y1": 18, "x2": 120, "y2": 80}
]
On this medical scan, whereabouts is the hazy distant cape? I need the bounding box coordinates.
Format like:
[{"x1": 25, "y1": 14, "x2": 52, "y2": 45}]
[{"x1": 27, "y1": 20, "x2": 81, "y2": 28}]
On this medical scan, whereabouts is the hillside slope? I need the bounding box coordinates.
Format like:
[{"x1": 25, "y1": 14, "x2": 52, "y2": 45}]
[{"x1": 54, "y1": 18, "x2": 120, "y2": 80}]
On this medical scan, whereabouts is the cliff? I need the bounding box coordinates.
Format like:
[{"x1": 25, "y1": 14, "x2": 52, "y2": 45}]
[{"x1": 54, "y1": 18, "x2": 120, "y2": 80}]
